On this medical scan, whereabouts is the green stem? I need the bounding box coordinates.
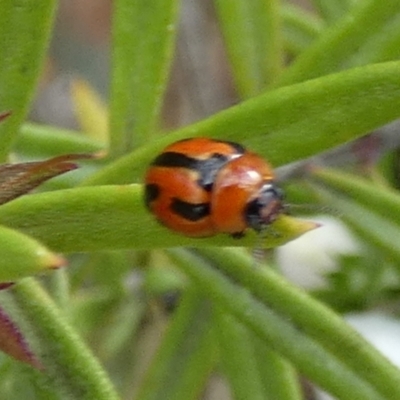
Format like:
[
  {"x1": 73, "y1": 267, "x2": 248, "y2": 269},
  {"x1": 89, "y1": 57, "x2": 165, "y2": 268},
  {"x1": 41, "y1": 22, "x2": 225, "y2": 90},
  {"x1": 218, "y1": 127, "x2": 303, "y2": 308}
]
[
  {"x1": 197, "y1": 247, "x2": 400, "y2": 400},
  {"x1": 0, "y1": 279, "x2": 120, "y2": 400},
  {"x1": 167, "y1": 249, "x2": 385, "y2": 400}
]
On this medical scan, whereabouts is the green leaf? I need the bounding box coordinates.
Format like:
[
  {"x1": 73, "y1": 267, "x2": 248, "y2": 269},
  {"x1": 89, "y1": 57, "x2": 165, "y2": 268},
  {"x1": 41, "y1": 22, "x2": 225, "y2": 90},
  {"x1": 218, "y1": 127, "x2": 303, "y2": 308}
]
[
  {"x1": 215, "y1": 0, "x2": 283, "y2": 97},
  {"x1": 136, "y1": 287, "x2": 216, "y2": 400},
  {"x1": 214, "y1": 309, "x2": 273, "y2": 400},
  {"x1": 316, "y1": 186, "x2": 400, "y2": 269},
  {"x1": 312, "y1": 168, "x2": 400, "y2": 226},
  {"x1": 167, "y1": 248, "x2": 387, "y2": 400},
  {"x1": 0, "y1": 225, "x2": 63, "y2": 282},
  {"x1": 192, "y1": 247, "x2": 400, "y2": 400},
  {"x1": 0, "y1": 280, "x2": 120, "y2": 400},
  {"x1": 310, "y1": 0, "x2": 353, "y2": 23},
  {"x1": 109, "y1": 0, "x2": 179, "y2": 156},
  {"x1": 281, "y1": 4, "x2": 325, "y2": 56},
  {"x1": 84, "y1": 61, "x2": 400, "y2": 185},
  {"x1": 15, "y1": 123, "x2": 103, "y2": 158},
  {"x1": 346, "y1": 12, "x2": 400, "y2": 66},
  {"x1": 278, "y1": 0, "x2": 400, "y2": 85},
  {"x1": 311, "y1": 168, "x2": 400, "y2": 268},
  {"x1": 252, "y1": 335, "x2": 302, "y2": 400},
  {"x1": 0, "y1": 0, "x2": 57, "y2": 161},
  {"x1": 0, "y1": 185, "x2": 316, "y2": 253}
]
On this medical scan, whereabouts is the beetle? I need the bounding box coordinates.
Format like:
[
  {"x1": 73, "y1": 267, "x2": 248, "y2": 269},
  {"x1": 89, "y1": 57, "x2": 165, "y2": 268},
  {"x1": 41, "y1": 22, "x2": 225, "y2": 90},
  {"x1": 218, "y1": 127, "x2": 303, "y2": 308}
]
[{"x1": 144, "y1": 138, "x2": 284, "y2": 238}]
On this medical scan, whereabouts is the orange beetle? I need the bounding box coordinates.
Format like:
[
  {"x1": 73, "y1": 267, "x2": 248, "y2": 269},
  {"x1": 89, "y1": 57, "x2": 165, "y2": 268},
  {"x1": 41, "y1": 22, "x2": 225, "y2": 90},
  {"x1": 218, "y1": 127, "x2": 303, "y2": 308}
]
[{"x1": 144, "y1": 138, "x2": 284, "y2": 238}]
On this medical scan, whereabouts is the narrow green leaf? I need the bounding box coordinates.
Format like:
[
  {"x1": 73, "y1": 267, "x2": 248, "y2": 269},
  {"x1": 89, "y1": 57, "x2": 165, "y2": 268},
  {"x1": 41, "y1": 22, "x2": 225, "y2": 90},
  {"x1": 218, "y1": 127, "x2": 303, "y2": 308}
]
[
  {"x1": 136, "y1": 287, "x2": 216, "y2": 400},
  {"x1": 312, "y1": 168, "x2": 400, "y2": 227},
  {"x1": 252, "y1": 335, "x2": 302, "y2": 400},
  {"x1": 278, "y1": 0, "x2": 400, "y2": 85},
  {"x1": 0, "y1": 280, "x2": 120, "y2": 400},
  {"x1": 338, "y1": 196, "x2": 400, "y2": 268},
  {"x1": 109, "y1": 0, "x2": 179, "y2": 156},
  {"x1": 84, "y1": 61, "x2": 400, "y2": 185},
  {"x1": 281, "y1": 4, "x2": 325, "y2": 56},
  {"x1": 95, "y1": 291, "x2": 145, "y2": 362},
  {"x1": 215, "y1": 0, "x2": 283, "y2": 97},
  {"x1": 214, "y1": 309, "x2": 270, "y2": 400},
  {"x1": 311, "y1": 180, "x2": 400, "y2": 269},
  {"x1": 309, "y1": 0, "x2": 352, "y2": 23},
  {"x1": 0, "y1": 185, "x2": 315, "y2": 252},
  {"x1": 167, "y1": 248, "x2": 386, "y2": 400},
  {"x1": 15, "y1": 123, "x2": 103, "y2": 158},
  {"x1": 193, "y1": 247, "x2": 400, "y2": 400},
  {"x1": 0, "y1": 0, "x2": 57, "y2": 161},
  {"x1": 345, "y1": 12, "x2": 400, "y2": 68},
  {"x1": 0, "y1": 225, "x2": 63, "y2": 282}
]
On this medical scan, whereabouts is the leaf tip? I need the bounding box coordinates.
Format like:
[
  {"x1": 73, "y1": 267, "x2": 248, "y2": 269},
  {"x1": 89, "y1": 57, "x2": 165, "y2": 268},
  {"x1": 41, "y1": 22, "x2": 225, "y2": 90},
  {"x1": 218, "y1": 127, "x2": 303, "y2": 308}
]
[
  {"x1": 39, "y1": 252, "x2": 67, "y2": 270},
  {"x1": 265, "y1": 214, "x2": 321, "y2": 248}
]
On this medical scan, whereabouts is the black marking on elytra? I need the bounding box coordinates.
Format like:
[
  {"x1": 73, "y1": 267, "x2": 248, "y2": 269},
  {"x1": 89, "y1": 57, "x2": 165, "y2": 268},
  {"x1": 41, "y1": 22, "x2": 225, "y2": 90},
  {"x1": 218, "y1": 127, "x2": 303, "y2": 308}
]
[
  {"x1": 153, "y1": 151, "x2": 238, "y2": 192},
  {"x1": 244, "y1": 183, "x2": 284, "y2": 232},
  {"x1": 144, "y1": 184, "x2": 160, "y2": 208},
  {"x1": 171, "y1": 198, "x2": 210, "y2": 221},
  {"x1": 152, "y1": 152, "x2": 198, "y2": 169}
]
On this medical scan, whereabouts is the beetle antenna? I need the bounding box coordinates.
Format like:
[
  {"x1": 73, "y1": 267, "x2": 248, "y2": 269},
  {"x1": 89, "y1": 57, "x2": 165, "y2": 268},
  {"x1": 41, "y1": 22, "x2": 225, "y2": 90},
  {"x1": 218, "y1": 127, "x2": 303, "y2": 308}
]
[{"x1": 284, "y1": 203, "x2": 342, "y2": 217}]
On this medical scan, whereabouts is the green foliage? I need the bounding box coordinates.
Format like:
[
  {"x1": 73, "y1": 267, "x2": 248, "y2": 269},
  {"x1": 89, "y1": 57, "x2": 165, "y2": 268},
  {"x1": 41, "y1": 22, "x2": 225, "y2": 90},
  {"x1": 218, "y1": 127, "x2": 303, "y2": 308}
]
[
  {"x1": 109, "y1": 0, "x2": 179, "y2": 155},
  {"x1": 1, "y1": 1, "x2": 400, "y2": 399},
  {"x1": 0, "y1": 0, "x2": 57, "y2": 161}
]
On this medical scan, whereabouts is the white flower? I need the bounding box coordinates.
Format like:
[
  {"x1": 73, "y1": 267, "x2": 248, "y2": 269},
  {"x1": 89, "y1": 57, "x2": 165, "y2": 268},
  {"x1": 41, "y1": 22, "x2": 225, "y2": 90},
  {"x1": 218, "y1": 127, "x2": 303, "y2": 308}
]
[{"x1": 276, "y1": 216, "x2": 360, "y2": 289}]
